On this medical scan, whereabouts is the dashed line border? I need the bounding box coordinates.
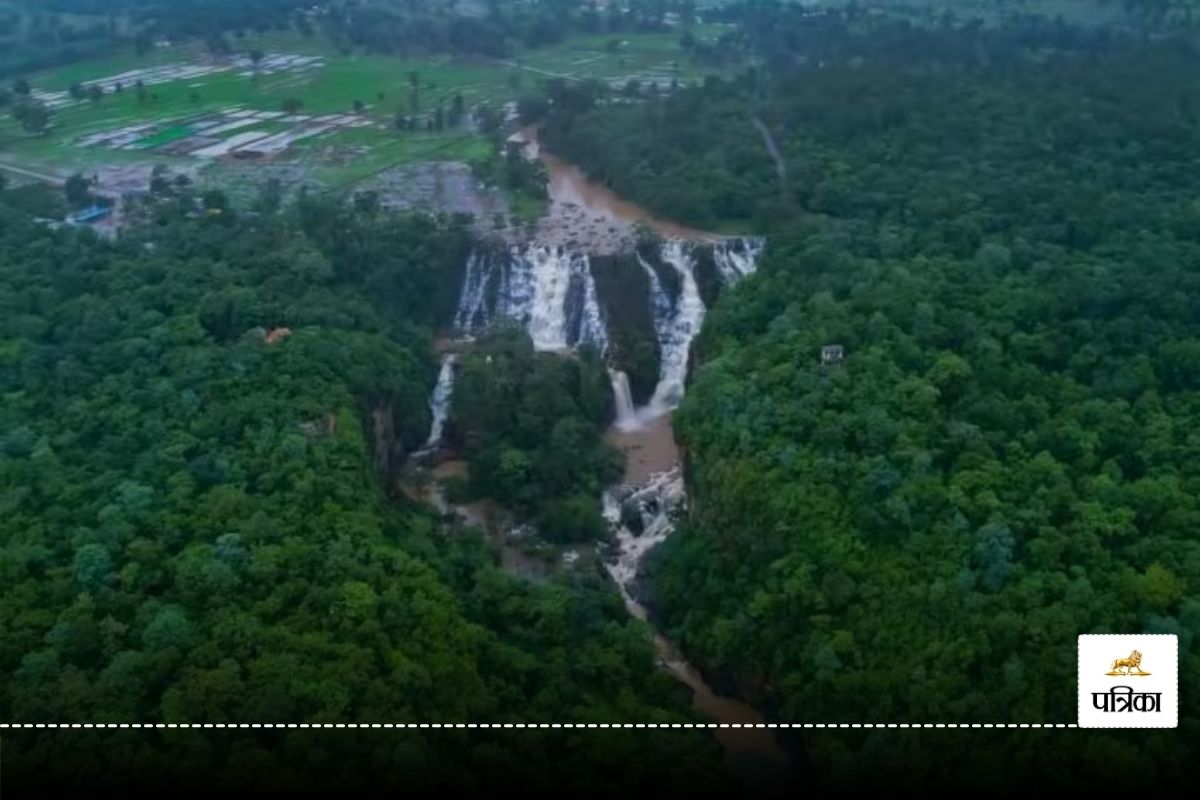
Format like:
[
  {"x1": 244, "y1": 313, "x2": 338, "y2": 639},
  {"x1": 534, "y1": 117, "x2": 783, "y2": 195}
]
[{"x1": 0, "y1": 723, "x2": 1077, "y2": 729}]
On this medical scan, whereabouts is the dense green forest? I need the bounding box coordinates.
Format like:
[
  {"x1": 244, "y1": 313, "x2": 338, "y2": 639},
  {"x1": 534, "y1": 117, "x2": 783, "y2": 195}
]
[
  {"x1": 450, "y1": 329, "x2": 622, "y2": 541},
  {"x1": 0, "y1": 1, "x2": 122, "y2": 77},
  {"x1": 0, "y1": 187, "x2": 726, "y2": 789},
  {"x1": 536, "y1": 2, "x2": 1200, "y2": 784},
  {"x1": 541, "y1": 4, "x2": 1200, "y2": 229},
  {"x1": 6, "y1": 0, "x2": 1200, "y2": 791}
]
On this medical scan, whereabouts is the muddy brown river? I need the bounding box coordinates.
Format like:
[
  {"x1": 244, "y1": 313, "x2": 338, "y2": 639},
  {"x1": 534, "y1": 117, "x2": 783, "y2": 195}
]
[
  {"x1": 421, "y1": 129, "x2": 790, "y2": 780},
  {"x1": 520, "y1": 130, "x2": 792, "y2": 779},
  {"x1": 511, "y1": 126, "x2": 719, "y2": 254}
]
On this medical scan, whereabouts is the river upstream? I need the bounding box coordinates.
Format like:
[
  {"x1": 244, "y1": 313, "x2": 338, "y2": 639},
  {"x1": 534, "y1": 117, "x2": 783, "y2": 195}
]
[{"x1": 416, "y1": 129, "x2": 789, "y2": 782}]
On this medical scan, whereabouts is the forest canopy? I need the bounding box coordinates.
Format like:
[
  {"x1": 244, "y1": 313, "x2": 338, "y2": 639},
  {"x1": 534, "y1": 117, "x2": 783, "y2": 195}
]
[
  {"x1": 449, "y1": 328, "x2": 621, "y2": 541},
  {"x1": 528, "y1": 7, "x2": 1200, "y2": 783},
  {"x1": 5, "y1": 0, "x2": 1200, "y2": 791},
  {"x1": 0, "y1": 189, "x2": 722, "y2": 789}
]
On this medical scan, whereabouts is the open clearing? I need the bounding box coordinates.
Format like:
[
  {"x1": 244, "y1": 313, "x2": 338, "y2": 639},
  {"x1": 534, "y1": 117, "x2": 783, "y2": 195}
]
[{"x1": 0, "y1": 28, "x2": 726, "y2": 201}]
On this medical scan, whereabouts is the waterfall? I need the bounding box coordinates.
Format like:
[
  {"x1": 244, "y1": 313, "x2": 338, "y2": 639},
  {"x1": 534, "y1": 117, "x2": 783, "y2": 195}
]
[
  {"x1": 638, "y1": 250, "x2": 674, "y2": 343},
  {"x1": 603, "y1": 463, "x2": 792, "y2": 771},
  {"x1": 457, "y1": 244, "x2": 608, "y2": 353},
  {"x1": 524, "y1": 245, "x2": 575, "y2": 350},
  {"x1": 712, "y1": 237, "x2": 765, "y2": 285},
  {"x1": 454, "y1": 238, "x2": 763, "y2": 419},
  {"x1": 448, "y1": 229, "x2": 781, "y2": 763},
  {"x1": 454, "y1": 250, "x2": 493, "y2": 333},
  {"x1": 648, "y1": 240, "x2": 707, "y2": 411},
  {"x1": 494, "y1": 245, "x2": 518, "y2": 320},
  {"x1": 423, "y1": 354, "x2": 457, "y2": 450},
  {"x1": 575, "y1": 254, "x2": 608, "y2": 352},
  {"x1": 609, "y1": 368, "x2": 640, "y2": 431},
  {"x1": 602, "y1": 465, "x2": 687, "y2": 614}
]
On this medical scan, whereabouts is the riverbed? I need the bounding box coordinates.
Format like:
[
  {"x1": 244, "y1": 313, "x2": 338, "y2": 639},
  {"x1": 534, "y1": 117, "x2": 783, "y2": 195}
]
[
  {"x1": 413, "y1": 126, "x2": 789, "y2": 780},
  {"x1": 510, "y1": 126, "x2": 719, "y2": 255},
  {"x1": 519, "y1": 129, "x2": 791, "y2": 778}
]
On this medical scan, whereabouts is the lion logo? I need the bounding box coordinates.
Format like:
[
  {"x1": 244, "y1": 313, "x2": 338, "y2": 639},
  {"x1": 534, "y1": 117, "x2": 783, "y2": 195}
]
[{"x1": 1106, "y1": 650, "x2": 1151, "y2": 676}]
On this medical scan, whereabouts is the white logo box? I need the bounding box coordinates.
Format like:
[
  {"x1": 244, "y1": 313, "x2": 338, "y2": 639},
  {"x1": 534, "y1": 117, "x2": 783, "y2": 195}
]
[{"x1": 1078, "y1": 634, "x2": 1178, "y2": 728}]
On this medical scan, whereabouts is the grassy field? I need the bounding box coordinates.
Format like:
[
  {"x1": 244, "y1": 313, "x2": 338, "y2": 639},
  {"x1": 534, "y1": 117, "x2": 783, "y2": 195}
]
[
  {"x1": 812, "y1": 0, "x2": 1137, "y2": 26},
  {"x1": 297, "y1": 130, "x2": 495, "y2": 187},
  {"x1": 520, "y1": 26, "x2": 730, "y2": 83},
  {"x1": 0, "y1": 28, "x2": 720, "y2": 203}
]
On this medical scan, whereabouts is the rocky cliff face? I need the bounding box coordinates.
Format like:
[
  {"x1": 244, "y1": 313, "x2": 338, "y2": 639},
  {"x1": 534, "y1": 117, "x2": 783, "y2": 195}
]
[
  {"x1": 453, "y1": 237, "x2": 765, "y2": 407},
  {"x1": 367, "y1": 398, "x2": 399, "y2": 479}
]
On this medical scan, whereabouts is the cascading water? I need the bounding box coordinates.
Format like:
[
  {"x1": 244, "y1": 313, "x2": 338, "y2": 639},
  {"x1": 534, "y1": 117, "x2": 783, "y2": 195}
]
[
  {"x1": 422, "y1": 353, "x2": 457, "y2": 450},
  {"x1": 524, "y1": 245, "x2": 575, "y2": 350},
  {"x1": 712, "y1": 237, "x2": 765, "y2": 284},
  {"x1": 599, "y1": 238, "x2": 768, "y2": 644},
  {"x1": 455, "y1": 238, "x2": 763, "y2": 421},
  {"x1": 601, "y1": 462, "x2": 791, "y2": 775},
  {"x1": 454, "y1": 244, "x2": 608, "y2": 353},
  {"x1": 575, "y1": 253, "x2": 608, "y2": 351},
  {"x1": 446, "y1": 215, "x2": 779, "y2": 767},
  {"x1": 647, "y1": 240, "x2": 707, "y2": 411},
  {"x1": 638, "y1": 250, "x2": 674, "y2": 343},
  {"x1": 609, "y1": 368, "x2": 639, "y2": 432},
  {"x1": 454, "y1": 250, "x2": 494, "y2": 333},
  {"x1": 602, "y1": 466, "x2": 686, "y2": 615}
]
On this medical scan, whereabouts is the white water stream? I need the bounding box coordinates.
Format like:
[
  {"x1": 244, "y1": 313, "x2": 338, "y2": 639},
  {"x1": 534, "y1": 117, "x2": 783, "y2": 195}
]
[
  {"x1": 609, "y1": 368, "x2": 640, "y2": 432},
  {"x1": 455, "y1": 244, "x2": 609, "y2": 352},
  {"x1": 429, "y1": 129, "x2": 784, "y2": 776},
  {"x1": 647, "y1": 241, "x2": 708, "y2": 411},
  {"x1": 422, "y1": 353, "x2": 457, "y2": 450}
]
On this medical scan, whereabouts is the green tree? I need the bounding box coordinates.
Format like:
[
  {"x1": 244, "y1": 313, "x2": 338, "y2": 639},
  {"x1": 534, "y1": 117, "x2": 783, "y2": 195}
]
[
  {"x1": 64, "y1": 173, "x2": 92, "y2": 209},
  {"x1": 11, "y1": 98, "x2": 49, "y2": 134}
]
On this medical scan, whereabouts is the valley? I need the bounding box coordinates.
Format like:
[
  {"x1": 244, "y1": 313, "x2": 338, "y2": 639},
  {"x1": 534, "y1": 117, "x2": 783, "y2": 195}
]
[
  {"x1": 3, "y1": 0, "x2": 1198, "y2": 794},
  {"x1": 401, "y1": 124, "x2": 785, "y2": 775}
]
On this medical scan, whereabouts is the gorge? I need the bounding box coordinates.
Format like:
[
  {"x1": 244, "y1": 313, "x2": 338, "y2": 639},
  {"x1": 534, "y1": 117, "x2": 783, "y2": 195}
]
[{"x1": 411, "y1": 131, "x2": 787, "y2": 777}]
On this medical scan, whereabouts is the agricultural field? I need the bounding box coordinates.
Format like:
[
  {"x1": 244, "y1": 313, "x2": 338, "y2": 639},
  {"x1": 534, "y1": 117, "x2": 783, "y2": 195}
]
[{"x1": 0, "y1": 26, "x2": 728, "y2": 206}]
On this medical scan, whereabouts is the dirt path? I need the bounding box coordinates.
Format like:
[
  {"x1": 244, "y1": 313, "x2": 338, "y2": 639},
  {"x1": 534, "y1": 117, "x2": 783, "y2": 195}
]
[
  {"x1": 497, "y1": 59, "x2": 584, "y2": 83},
  {"x1": 0, "y1": 160, "x2": 64, "y2": 186}
]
